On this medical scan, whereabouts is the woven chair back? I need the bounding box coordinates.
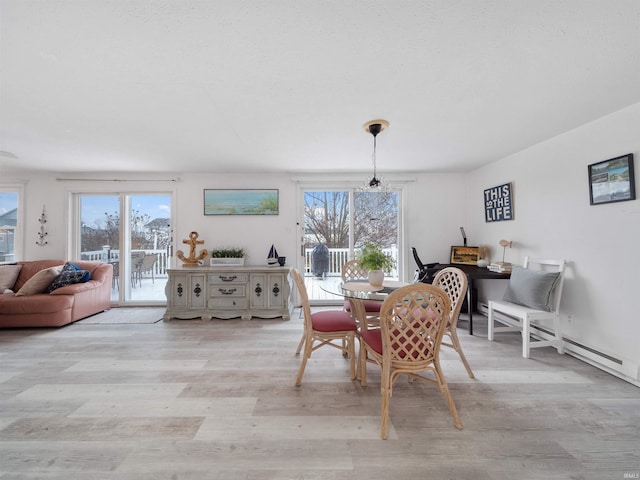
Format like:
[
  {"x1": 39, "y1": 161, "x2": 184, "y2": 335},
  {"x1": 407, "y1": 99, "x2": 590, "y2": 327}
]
[
  {"x1": 433, "y1": 267, "x2": 468, "y2": 329},
  {"x1": 291, "y1": 269, "x2": 313, "y2": 332},
  {"x1": 341, "y1": 260, "x2": 368, "y2": 281},
  {"x1": 379, "y1": 283, "x2": 450, "y2": 364}
]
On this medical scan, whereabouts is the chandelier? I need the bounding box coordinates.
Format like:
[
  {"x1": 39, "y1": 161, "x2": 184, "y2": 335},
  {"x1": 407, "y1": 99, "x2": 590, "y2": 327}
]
[{"x1": 359, "y1": 119, "x2": 391, "y2": 192}]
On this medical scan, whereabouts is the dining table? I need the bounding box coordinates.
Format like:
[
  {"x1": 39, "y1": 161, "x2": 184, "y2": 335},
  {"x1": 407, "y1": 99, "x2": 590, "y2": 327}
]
[{"x1": 321, "y1": 279, "x2": 410, "y2": 330}]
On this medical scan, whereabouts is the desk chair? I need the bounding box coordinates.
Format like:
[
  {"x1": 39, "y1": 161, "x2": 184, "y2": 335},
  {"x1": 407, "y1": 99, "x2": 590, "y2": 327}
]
[
  {"x1": 411, "y1": 247, "x2": 440, "y2": 283},
  {"x1": 488, "y1": 257, "x2": 566, "y2": 359}
]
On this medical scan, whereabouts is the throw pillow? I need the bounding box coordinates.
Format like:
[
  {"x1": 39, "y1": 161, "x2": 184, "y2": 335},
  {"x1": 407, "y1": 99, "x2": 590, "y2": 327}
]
[
  {"x1": 15, "y1": 265, "x2": 64, "y2": 296},
  {"x1": 0, "y1": 265, "x2": 22, "y2": 291},
  {"x1": 502, "y1": 266, "x2": 561, "y2": 311},
  {"x1": 48, "y1": 268, "x2": 91, "y2": 292}
]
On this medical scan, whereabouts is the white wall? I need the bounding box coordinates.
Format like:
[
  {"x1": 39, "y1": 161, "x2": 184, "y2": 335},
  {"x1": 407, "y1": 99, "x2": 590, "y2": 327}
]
[
  {"x1": 467, "y1": 102, "x2": 640, "y2": 381},
  {"x1": 5, "y1": 103, "x2": 638, "y2": 383},
  {"x1": 10, "y1": 171, "x2": 468, "y2": 279}
]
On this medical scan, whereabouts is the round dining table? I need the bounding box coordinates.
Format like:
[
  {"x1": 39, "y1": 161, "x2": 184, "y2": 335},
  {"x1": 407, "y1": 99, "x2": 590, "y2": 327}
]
[{"x1": 321, "y1": 279, "x2": 410, "y2": 330}]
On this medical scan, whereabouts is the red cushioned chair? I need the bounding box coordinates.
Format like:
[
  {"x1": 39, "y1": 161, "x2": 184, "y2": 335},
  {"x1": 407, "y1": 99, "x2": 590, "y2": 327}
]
[
  {"x1": 359, "y1": 283, "x2": 462, "y2": 439},
  {"x1": 291, "y1": 268, "x2": 358, "y2": 386}
]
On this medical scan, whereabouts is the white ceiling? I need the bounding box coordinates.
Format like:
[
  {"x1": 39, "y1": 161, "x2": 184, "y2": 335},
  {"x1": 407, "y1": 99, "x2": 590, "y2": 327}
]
[{"x1": 1, "y1": 0, "x2": 640, "y2": 175}]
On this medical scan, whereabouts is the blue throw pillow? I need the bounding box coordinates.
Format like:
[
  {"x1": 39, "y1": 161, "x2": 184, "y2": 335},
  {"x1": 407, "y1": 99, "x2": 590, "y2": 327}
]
[
  {"x1": 47, "y1": 262, "x2": 91, "y2": 292},
  {"x1": 502, "y1": 266, "x2": 560, "y2": 311}
]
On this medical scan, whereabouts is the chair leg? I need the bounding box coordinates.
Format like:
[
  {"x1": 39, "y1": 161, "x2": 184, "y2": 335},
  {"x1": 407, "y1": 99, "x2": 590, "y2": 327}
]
[
  {"x1": 448, "y1": 330, "x2": 475, "y2": 378},
  {"x1": 347, "y1": 333, "x2": 356, "y2": 380},
  {"x1": 434, "y1": 359, "x2": 463, "y2": 430},
  {"x1": 380, "y1": 365, "x2": 392, "y2": 440},
  {"x1": 295, "y1": 336, "x2": 312, "y2": 386},
  {"x1": 295, "y1": 335, "x2": 305, "y2": 355},
  {"x1": 359, "y1": 344, "x2": 368, "y2": 387}
]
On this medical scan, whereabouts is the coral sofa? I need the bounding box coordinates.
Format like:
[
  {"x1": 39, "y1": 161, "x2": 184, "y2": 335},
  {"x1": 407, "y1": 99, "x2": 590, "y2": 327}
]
[{"x1": 0, "y1": 260, "x2": 112, "y2": 328}]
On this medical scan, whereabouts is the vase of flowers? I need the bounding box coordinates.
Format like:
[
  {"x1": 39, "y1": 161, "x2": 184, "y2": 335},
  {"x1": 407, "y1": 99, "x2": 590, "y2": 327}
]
[{"x1": 357, "y1": 242, "x2": 395, "y2": 287}]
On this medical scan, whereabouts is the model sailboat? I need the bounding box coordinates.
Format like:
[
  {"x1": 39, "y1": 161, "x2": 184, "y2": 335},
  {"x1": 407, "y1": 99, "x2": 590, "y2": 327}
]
[{"x1": 267, "y1": 244, "x2": 279, "y2": 266}]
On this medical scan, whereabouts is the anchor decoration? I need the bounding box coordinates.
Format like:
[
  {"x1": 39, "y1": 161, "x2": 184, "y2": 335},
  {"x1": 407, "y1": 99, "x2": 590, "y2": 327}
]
[{"x1": 176, "y1": 231, "x2": 209, "y2": 266}]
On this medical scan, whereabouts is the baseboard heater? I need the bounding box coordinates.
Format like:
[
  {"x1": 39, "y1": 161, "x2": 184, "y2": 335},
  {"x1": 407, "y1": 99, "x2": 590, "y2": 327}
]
[{"x1": 478, "y1": 303, "x2": 640, "y2": 387}]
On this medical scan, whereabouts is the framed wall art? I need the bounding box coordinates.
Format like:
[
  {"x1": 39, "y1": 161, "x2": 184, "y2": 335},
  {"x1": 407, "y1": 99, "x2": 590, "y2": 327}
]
[
  {"x1": 484, "y1": 182, "x2": 514, "y2": 222},
  {"x1": 588, "y1": 153, "x2": 635, "y2": 205},
  {"x1": 450, "y1": 246, "x2": 480, "y2": 265},
  {"x1": 204, "y1": 189, "x2": 279, "y2": 215}
]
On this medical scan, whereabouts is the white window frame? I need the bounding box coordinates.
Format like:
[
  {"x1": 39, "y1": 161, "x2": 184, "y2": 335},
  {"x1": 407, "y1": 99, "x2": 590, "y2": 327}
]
[{"x1": 0, "y1": 183, "x2": 25, "y2": 262}]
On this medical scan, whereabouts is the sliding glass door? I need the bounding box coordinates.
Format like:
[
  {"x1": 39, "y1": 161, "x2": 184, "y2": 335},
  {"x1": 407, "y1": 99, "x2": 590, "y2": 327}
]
[
  {"x1": 302, "y1": 188, "x2": 399, "y2": 304},
  {"x1": 74, "y1": 193, "x2": 171, "y2": 305}
]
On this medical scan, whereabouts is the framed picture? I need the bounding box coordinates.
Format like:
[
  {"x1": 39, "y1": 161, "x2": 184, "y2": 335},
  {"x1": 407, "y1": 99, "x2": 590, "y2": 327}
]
[
  {"x1": 204, "y1": 189, "x2": 279, "y2": 215},
  {"x1": 588, "y1": 153, "x2": 636, "y2": 205},
  {"x1": 450, "y1": 246, "x2": 480, "y2": 265},
  {"x1": 484, "y1": 182, "x2": 514, "y2": 222}
]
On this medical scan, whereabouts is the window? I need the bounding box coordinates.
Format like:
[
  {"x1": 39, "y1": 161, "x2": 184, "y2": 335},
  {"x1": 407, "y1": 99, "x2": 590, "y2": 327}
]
[{"x1": 0, "y1": 185, "x2": 23, "y2": 263}]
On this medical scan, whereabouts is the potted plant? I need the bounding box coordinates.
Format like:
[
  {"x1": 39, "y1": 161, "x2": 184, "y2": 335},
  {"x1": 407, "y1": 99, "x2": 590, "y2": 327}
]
[
  {"x1": 357, "y1": 242, "x2": 395, "y2": 286},
  {"x1": 210, "y1": 247, "x2": 246, "y2": 267}
]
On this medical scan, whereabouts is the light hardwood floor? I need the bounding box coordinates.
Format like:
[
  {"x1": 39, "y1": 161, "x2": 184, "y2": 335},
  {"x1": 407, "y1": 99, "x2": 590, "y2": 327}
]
[{"x1": 1, "y1": 309, "x2": 639, "y2": 480}]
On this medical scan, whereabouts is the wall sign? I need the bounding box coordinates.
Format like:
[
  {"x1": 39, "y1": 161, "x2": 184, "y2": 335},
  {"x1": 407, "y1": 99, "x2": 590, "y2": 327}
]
[{"x1": 484, "y1": 182, "x2": 514, "y2": 222}]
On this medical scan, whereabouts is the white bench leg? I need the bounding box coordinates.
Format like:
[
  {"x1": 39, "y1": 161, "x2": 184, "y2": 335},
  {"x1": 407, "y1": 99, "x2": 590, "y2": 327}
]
[
  {"x1": 553, "y1": 314, "x2": 564, "y2": 354},
  {"x1": 521, "y1": 316, "x2": 531, "y2": 359},
  {"x1": 487, "y1": 303, "x2": 495, "y2": 341}
]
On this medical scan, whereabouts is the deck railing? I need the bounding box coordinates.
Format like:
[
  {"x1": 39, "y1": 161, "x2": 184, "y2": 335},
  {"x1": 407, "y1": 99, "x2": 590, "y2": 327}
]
[
  {"x1": 81, "y1": 247, "x2": 169, "y2": 277},
  {"x1": 81, "y1": 245, "x2": 397, "y2": 278},
  {"x1": 304, "y1": 246, "x2": 398, "y2": 277}
]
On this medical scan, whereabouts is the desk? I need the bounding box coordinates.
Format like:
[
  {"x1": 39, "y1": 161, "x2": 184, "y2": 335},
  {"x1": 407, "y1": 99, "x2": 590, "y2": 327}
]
[{"x1": 432, "y1": 264, "x2": 511, "y2": 335}]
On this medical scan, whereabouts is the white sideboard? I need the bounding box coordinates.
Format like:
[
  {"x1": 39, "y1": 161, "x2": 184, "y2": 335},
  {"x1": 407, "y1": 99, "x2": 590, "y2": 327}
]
[{"x1": 164, "y1": 265, "x2": 293, "y2": 321}]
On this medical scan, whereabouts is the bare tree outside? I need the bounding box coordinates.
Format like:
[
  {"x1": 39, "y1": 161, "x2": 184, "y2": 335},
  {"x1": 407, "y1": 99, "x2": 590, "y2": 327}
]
[
  {"x1": 80, "y1": 210, "x2": 170, "y2": 252},
  {"x1": 304, "y1": 190, "x2": 398, "y2": 249}
]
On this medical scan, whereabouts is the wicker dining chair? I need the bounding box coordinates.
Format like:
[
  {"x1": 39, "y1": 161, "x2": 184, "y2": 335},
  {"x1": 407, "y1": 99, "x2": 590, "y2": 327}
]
[
  {"x1": 341, "y1": 259, "x2": 382, "y2": 326},
  {"x1": 294, "y1": 259, "x2": 380, "y2": 355},
  {"x1": 432, "y1": 267, "x2": 474, "y2": 378},
  {"x1": 359, "y1": 283, "x2": 462, "y2": 439},
  {"x1": 291, "y1": 269, "x2": 358, "y2": 386}
]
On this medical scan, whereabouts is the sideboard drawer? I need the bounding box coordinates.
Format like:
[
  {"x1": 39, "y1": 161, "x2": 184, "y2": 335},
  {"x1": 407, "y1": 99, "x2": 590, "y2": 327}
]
[
  {"x1": 210, "y1": 285, "x2": 246, "y2": 297},
  {"x1": 209, "y1": 273, "x2": 249, "y2": 284},
  {"x1": 209, "y1": 297, "x2": 249, "y2": 309}
]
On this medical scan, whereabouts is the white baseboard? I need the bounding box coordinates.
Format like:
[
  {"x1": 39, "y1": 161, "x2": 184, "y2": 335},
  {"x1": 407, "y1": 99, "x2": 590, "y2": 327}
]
[{"x1": 484, "y1": 304, "x2": 640, "y2": 387}]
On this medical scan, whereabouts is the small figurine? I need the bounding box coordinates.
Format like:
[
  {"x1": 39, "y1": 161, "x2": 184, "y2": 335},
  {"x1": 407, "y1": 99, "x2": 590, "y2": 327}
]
[{"x1": 267, "y1": 244, "x2": 279, "y2": 266}]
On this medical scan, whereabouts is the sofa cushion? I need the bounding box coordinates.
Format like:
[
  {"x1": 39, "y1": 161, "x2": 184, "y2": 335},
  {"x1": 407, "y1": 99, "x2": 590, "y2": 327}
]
[
  {"x1": 0, "y1": 265, "x2": 22, "y2": 291},
  {"x1": 0, "y1": 292, "x2": 74, "y2": 315},
  {"x1": 13, "y1": 260, "x2": 69, "y2": 291},
  {"x1": 47, "y1": 262, "x2": 91, "y2": 292},
  {"x1": 15, "y1": 265, "x2": 64, "y2": 296}
]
